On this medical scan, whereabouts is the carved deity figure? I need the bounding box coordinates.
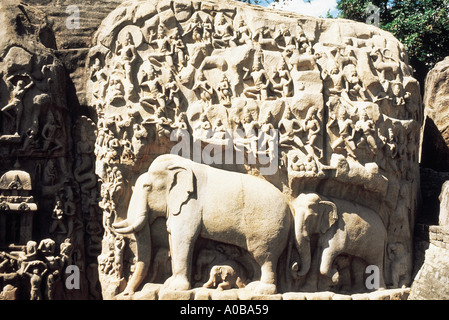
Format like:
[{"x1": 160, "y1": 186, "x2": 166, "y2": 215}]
[
  {"x1": 116, "y1": 32, "x2": 137, "y2": 92},
  {"x1": 243, "y1": 61, "x2": 272, "y2": 100},
  {"x1": 139, "y1": 65, "x2": 165, "y2": 110},
  {"x1": 213, "y1": 15, "x2": 235, "y2": 48},
  {"x1": 192, "y1": 71, "x2": 213, "y2": 105},
  {"x1": 304, "y1": 107, "x2": 322, "y2": 158},
  {"x1": 354, "y1": 109, "x2": 377, "y2": 154},
  {"x1": 216, "y1": 74, "x2": 232, "y2": 106},
  {"x1": 272, "y1": 60, "x2": 292, "y2": 98},
  {"x1": 279, "y1": 107, "x2": 305, "y2": 150},
  {"x1": 234, "y1": 18, "x2": 252, "y2": 45},
  {"x1": 182, "y1": 15, "x2": 203, "y2": 43},
  {"x1": 165, "y1": 72, "x2": 181, "y2": 110},
  {"x1": 331, "y1": 107, "x2": 356, "y2": 158}
]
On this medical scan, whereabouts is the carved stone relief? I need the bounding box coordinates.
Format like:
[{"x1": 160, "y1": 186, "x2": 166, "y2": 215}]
[{"x1": 85, "y1": 0, "x2": 423, "y2": 299}]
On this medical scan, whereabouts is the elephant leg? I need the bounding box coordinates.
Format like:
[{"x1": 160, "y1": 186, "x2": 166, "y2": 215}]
[
  {"x1": 319, "y1": 246, "x2": 340, "y2": 284},
  {"x1": 252, "y1": 255, "x2": 277, "y2": 295},
  {"x1": 164, "y1": 221, "x2": 199, "y2": 291}
]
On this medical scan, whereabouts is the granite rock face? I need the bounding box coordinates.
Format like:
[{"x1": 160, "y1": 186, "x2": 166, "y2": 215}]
[
  {"x1": 0, "y1": 1, "x2": 91, "y2": 300},
  {"x1": 0, "y1": 0, "x2": 428, "y2": 300},
  {"x1": 421, "y1": 56, "x2": 449, "y2": 172},
  {"x1": 86, "y1": 0, "x2": 422, "y2": 299}
]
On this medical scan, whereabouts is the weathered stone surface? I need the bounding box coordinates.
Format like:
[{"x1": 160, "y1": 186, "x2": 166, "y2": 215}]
[
  {"x1": 439, "y1": 181, "x2": 449, "y2": 226},
  {"x1": 89, "y1": 0, "x2": 422, "y2": 300},
  {"x1": 0, "y1": 0, "x2": 428, "y2": 301},
  {"x1": 422, "y1": 56, "x2": 449, "y2": 172},
  {"x1": 409, "y1": 241, "x2": 449, "y2": 300},
  {"x1": 0, "y1": 1, "x2": 95, "y2": 300}
]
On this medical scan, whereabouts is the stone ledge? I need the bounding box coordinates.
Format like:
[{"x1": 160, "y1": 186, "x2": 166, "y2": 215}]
[
  {"x1": 416, "y1": 224, "x2": 449, "y2": 248},
  {"x1": 115, "y1": 284, "x2": 410, "y2": 300}
]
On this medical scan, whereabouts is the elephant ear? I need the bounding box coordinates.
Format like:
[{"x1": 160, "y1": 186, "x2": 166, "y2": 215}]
[
  {"x1": 167, "y1": 164, "x2": 195, "y2": 216},
  {"x1": 319, "y1": 200, "x2": 338, "y2": 234}
]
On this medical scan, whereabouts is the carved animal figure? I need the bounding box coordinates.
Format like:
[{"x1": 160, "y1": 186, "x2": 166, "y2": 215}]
[
  {"x1": 203, "y1": 264, "x2": 247, "y2": 290},
  {"x1": 113, "y1": 154, "x2": 291, "y2": 295},
  {"x1": 290, "y1": 193, "x2": 387, "y2": 289}
]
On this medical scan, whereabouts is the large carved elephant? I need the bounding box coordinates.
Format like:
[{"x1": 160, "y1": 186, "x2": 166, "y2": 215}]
[
  {"x1": 290, "y1": 193, "x2": 386, "y2": 289},
  {"x1": 112, "y1": 154, "x2": 291, "y2": 295}
]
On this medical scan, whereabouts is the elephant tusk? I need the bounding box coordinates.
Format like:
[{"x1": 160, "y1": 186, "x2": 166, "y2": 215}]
[
  {"x1": 112, "y1": 219, "x2": 129, "y2": 229},
  {"x1": 114, "y1": 214, "x2": 148, "y2": 234}
]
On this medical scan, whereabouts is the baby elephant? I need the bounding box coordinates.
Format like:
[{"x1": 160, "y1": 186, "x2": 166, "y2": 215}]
[{"x1": 203, "y1": 265, "x2": 246, "y2": 290}]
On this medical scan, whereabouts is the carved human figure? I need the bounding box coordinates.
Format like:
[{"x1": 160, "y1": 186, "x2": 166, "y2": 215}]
[
  {"x1": 192, "y1": 71, "x2": 213, "y2": 105},
  {"x1": 202, "y1": 16, "x2": 214, "y2": 44},
  {"x1": 90, "y1": 58, "x2": 109, "y2": 100},
  {"x1": 113, "y1": 235, "x2": 125, "y2": 277},
  {"x1": 378, "y1": 126, "x2": 399, "y2": 172},
  {"x1": 216, "y1": 74, "x2": 232, "y2": 106},
  {"x1": 42, "y1": 112, "x2": 63, "y2": 152},
  {"x1": 233, "y1": 18, "x2": 252, "y2": 45},
  {"x1": 234, "y1": 111, "x2": 258, "y2": 156},
  {"x1": 45, "y1": 270, "x2": 60, "y2": 300},
  {"x1": 258, "y1": 111, "x2": 276, "y2": 157},
  {"x1": 304, "y1": 107, "x2": 322, "y2": 158},
  {"x1": 243, "y1": 61, "x2": 272, "y2": 100},
  {"x1": 273, "y1": 23, "x2": 294, "y2": 49},
  {"x1": 106, "y1": 76, "x2": 125, "y2": 106},
  {"x1": 1, "y1": 76, "x2": 34, "y2": 135},
  {"x1": 354, "y1": 109, "x2": 377, "y2": 154},
  {"x1": 165, "y1": 72, "x2": 181, "y2": 110},
  {"x1": 23, "y1": 263, "x2": 47, "y2": 300},
  {"x1": 272, "y1": 60, "x2": 292, "y2": 98},
  {"x1": 322, "y1": 64, "x2": 344, "y2": 97},
  {"x1": 49, "y1": 200, "x2": 67, "y2": 235},
  {"x1": 182, "y1": 15, "x2": 203, "y2": 43},
  {"x1": 116, "y1": 32, "x2": 137, "y2": 92},
  {"x1": 171, "y1": 33, "x2": 188, "y2": 71},
  {"x1": 139, "y1": 65, "x2": 165, "y2": 110},
  {"x1": 149, "y1": 24, "x2": 174, "y2": 66},
  {"x1": 213, "y1": 15, "x2": 235, "y2": 48},
  {"x1": 331, "y1": 107, "x2": 356, "y2": 158},
  {"x1": 342, "y1": 64, "x2": 369, "y2": 102},
  {"x1": 43, "y1": 159, "x2": 57, "y2": 185},
  {"x1": 279, "y1": 107, "x2": 305, "y2": 150},
  {"x1": 388, "y1": 242, "x2": 409, "y2": 288}
]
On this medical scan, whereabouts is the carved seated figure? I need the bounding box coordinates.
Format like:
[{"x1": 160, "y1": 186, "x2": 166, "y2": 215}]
[
  {"x1": 242, "y1": 62, "x2": 273, "y2": 100},
  {"x1": 139, "y1": 66, "x2": 166, "y2": 111},
  {"x1": 212, "y1": 15, "x2": 235, "y2": 48}
]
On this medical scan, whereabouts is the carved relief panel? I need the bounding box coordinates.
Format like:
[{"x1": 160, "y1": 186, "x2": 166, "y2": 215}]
[{"x1": 87, "y1": 0, "x2": 422, "y2": 299}]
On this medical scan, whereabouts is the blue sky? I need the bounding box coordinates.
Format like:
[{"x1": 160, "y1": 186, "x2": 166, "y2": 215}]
[{"x1": 261, "y1": 0, "x2": 339, "y2": 18}]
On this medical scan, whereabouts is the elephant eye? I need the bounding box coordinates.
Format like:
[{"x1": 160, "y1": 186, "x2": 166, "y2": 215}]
[{"x1": 143, "y1": 184, "x2": 152, "y2": 191}]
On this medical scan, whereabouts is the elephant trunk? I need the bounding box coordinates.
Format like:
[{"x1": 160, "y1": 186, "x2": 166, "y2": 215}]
[{"x1": 292, "y1": 237, "x2": 311, "y2": 279}]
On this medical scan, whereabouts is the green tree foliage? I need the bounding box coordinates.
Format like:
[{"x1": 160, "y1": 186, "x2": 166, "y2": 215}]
[{"x1": 336, "y1": 0, "x2": 449, "y2": 83}]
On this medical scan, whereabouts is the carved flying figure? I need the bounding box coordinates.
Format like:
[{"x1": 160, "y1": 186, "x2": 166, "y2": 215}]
[{"x1": 1, "y1": 76, "x2": 34, "y2": 136}]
